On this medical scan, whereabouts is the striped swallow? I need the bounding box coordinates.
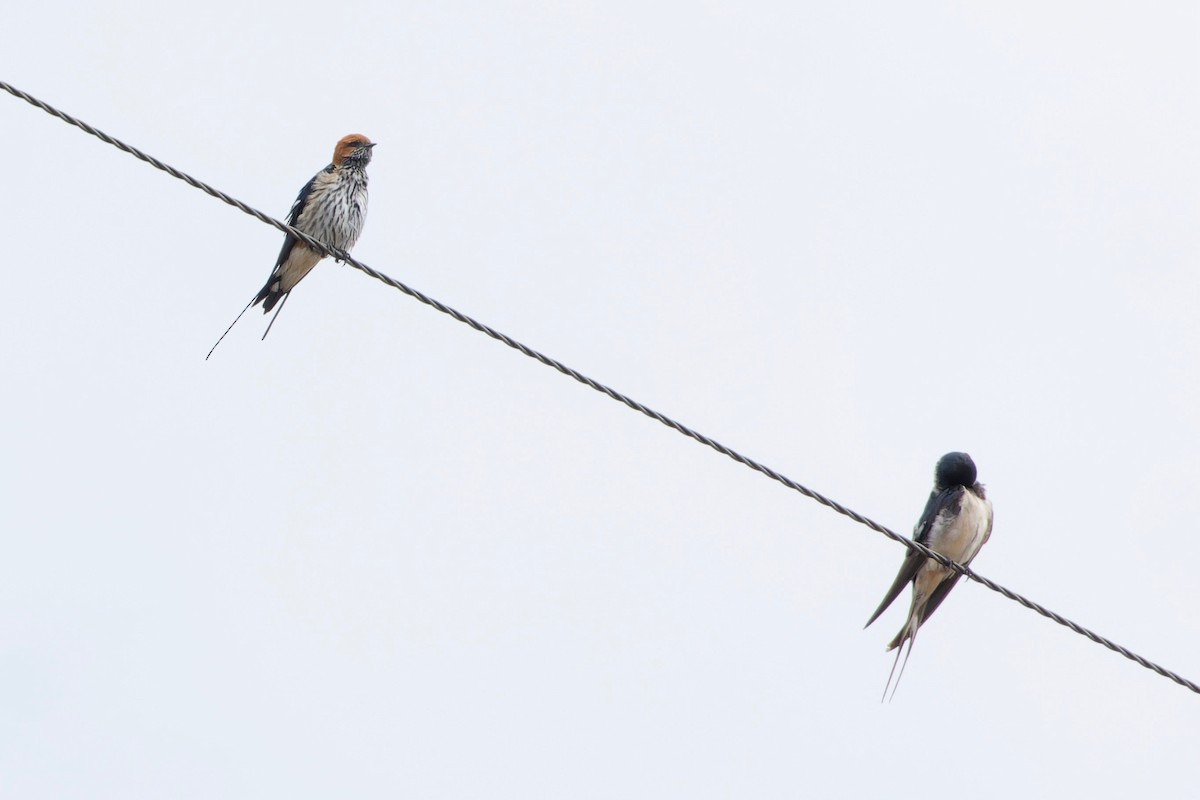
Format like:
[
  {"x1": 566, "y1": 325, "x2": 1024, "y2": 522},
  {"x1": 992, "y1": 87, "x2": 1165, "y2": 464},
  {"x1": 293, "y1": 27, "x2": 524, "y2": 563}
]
[{"x1": 208, "y1": 134, "x2": 375, "y2": 358}]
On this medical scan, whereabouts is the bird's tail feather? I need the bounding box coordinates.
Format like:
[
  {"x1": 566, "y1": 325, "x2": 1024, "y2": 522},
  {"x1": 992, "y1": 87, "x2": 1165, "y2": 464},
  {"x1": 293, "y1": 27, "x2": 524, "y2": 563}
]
[
  {"x1": 257, "y1": 280, "x2": 281, "y2": 312},
  {"x1": 881, "y1": 619, "x2": 920, "y2": 703},
  {"x1": 206, "y1": 296, "x2": 256, "y2": 360},
  {"x1": 206, "y1": 281, "x2": 291, "y2": 358},
  {"x1": 261, "y1": 292, "x2": 290, "y2": 340}
]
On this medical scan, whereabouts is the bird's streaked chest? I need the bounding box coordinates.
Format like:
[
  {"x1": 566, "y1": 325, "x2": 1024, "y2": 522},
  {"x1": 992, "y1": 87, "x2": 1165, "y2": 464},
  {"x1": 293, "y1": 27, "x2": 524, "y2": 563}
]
[{"x1": 297, "y1": 167, "x2": 369, "y2": 250}]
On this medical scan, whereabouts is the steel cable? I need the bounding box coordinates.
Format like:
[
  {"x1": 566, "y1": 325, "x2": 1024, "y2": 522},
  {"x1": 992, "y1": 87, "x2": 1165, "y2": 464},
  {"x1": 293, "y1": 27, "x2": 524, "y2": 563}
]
[{"x1": 4, "y1": 79, "x2": 1195, "y2": 695}]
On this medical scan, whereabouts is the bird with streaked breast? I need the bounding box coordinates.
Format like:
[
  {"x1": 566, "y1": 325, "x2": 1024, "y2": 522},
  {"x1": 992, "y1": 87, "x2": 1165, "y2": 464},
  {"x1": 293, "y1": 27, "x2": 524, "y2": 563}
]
[{"x1": 207, "y1": 134, "x2": 375, "y2": 358}]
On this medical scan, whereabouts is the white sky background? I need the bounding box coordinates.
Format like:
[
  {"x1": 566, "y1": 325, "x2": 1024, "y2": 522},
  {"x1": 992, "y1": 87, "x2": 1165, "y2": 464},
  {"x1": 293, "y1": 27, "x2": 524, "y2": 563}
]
[{"x1": 2, "y1": 1, "x2": 1198, "y2": 797}]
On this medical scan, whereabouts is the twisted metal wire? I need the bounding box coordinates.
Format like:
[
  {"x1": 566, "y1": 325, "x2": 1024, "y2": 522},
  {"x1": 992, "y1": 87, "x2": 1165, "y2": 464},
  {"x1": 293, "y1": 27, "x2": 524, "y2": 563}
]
[{"x1": 4, "y1": 78, "x2": 1196, "y2": 696}]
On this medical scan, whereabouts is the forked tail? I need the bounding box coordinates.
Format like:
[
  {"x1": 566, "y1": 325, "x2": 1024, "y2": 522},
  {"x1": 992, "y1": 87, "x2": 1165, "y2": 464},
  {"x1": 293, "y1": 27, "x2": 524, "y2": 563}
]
[
  {"x1": 206, "y1": 291, "x2": 292, "y2": 359},
  {"x1": 881, "y1": 618, "x2": 920, "y2": 703}
]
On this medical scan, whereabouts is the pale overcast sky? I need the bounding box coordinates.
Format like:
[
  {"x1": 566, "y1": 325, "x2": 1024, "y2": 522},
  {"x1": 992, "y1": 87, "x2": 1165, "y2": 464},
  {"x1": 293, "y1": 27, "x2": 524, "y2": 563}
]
[{"x1": 2, "y1": 2, "x2": 1198, "y2": 798}]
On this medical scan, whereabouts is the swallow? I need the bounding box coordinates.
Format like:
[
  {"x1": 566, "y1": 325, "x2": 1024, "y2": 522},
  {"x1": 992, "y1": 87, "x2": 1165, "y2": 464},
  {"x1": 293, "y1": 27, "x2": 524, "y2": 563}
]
[
  {"x1": 207, "y1": 134, "x2": 375, "y2": 358},
  {"x1": 865, "y1": 451, "x2": 993, "y2": 700}
]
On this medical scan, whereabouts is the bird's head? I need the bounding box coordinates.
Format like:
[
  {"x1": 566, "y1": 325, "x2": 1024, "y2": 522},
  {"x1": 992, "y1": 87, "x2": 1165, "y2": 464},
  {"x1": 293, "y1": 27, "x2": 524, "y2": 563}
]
[
  {"x1": 934, "y1": 451, "x2": 977, "y2": 490},
  {"x1": 333, "y1": 134, "x2": 375, "y2": 168}
]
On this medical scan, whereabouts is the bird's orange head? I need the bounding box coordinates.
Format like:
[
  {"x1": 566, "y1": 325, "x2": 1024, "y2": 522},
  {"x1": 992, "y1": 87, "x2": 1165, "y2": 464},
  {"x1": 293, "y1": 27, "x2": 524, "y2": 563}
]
[{"x1": 333, "y1": 134, "x2": 375, "y2": 167}]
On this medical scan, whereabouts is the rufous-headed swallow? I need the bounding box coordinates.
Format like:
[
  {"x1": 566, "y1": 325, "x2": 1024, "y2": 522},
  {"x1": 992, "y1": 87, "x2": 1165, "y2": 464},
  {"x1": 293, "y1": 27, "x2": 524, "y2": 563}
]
[
  {"x1": 865, "y1": 451, "x2": 993, "y2": 700},
  {"x1": 208, "y1": 134, "x2": 375, "y2": 358}
]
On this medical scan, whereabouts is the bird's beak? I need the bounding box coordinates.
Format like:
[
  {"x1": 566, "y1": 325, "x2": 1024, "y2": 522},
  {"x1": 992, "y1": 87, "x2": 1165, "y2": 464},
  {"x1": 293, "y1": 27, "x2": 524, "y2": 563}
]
[{"x1": 366, "y1": 142, "x2": 377, "y2": 148}]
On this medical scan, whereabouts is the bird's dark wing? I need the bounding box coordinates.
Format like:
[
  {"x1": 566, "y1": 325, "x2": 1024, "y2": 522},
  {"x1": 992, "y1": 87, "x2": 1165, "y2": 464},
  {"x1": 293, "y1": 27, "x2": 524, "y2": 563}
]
[
  {"x1": 272, "y1": 170, "x2": 322, "y2": 270},
  {"x1": 863, "y1": 486, "x2": 963, "y2": 629},
  {"x1": 913, "y1": 486, "x2": 963, "y2": 545},
  {"x1": 864, "y1": 548, "x2": 923, "y2": 629}
]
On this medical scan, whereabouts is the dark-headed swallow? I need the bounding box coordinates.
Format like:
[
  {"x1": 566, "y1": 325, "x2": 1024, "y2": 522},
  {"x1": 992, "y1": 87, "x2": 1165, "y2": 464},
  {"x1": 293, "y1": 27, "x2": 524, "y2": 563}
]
[{"x1": 865, "y1": 451, "x2": 993, "y2": 700}]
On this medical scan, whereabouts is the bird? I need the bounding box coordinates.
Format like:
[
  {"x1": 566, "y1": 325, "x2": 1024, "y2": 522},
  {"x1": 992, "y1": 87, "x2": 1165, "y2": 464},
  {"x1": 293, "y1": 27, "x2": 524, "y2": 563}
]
[
  {"x1": 207, "y1": 134, "x2": 376, "y2": 358},
  {"x1": 864, "y1": 451, "x2": 993, "y2": 701}
]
